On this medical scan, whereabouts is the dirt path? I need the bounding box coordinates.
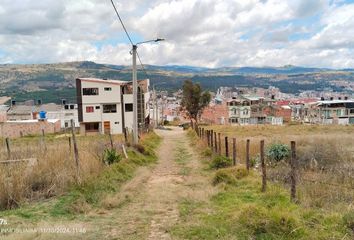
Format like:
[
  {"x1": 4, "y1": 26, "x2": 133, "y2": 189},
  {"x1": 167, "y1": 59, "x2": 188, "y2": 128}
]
[
  {"x1": 103, "y1": 127, "x2": 214, "y2": 240},
  {"x1": 2, "y1": 127, "x2": 214, "y2": 240}
]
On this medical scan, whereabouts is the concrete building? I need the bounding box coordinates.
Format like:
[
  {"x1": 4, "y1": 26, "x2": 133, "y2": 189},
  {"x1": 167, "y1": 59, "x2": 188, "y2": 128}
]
[
  {"x1": 315, "y1": 99, "x2": 354, "y2": 124},
  {"x1": 6, "y1": 103, "x2": 79, "y2": 129},
  {"x1": 227, "y1": 98, "x2": 251, "y2": 125},
  {"x1": 76, "y1": 78, "x2": 150, "y2": 135}
]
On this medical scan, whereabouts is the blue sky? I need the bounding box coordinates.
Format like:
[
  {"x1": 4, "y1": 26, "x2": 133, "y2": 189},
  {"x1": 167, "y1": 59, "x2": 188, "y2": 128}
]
[{"x1": 0, "y1": 0, "x2": 353, "y2": 68}]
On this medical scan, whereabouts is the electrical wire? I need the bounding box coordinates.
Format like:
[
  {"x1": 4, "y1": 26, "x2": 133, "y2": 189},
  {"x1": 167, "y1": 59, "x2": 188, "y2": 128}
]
[
  {"x1": 109, "y1": 0, "x2": 152, "y2": 82},
  {"x1": 109, "y1": 0, "x2": 134, "y2": 45}
]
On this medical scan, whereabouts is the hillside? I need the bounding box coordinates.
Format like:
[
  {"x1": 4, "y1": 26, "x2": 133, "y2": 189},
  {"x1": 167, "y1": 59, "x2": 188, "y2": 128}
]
[{"x1": 0, "y1": 61, "x2": 353, "y2": 103}]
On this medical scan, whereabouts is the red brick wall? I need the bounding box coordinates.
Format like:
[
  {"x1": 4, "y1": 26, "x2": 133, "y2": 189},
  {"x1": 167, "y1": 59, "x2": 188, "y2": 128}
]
[{"x1": 0, "y1": 120, "x2": 61, "y2": 138}]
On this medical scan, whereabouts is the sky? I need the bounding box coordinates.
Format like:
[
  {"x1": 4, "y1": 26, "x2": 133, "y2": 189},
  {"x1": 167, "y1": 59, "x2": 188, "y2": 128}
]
[{"x1": 0, "y1": 0, "x2": 353, "y2": 68}]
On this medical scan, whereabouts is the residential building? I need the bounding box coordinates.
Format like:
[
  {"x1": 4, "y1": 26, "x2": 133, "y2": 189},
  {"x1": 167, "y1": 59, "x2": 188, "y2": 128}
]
[
  {"x1": 76, "y1": 78, "x2": 150, "y2": 135},
  {"x1": 227, "y1": 98, "x2": 251, "y2": 125},
  {"x1": 6, "y1": 103, "x2": 79, "y2": 129},
  {"x1": 315, "y1": 99, "x2": 354, "y2": 124}
]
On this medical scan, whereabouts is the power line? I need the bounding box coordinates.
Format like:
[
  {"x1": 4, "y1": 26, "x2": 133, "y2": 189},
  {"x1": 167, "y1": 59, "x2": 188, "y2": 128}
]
[
  {"x1": 109, "y1": 0, "x2": 153, "y2": 82},
  {"x1": 109, "y1": 0, "x2": 133, "y2": 45}
]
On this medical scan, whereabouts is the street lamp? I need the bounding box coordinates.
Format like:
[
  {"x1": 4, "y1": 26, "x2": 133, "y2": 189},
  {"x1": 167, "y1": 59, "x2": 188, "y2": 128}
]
[{"x1": 132, "y1": 38, "x2": 164, "y2": 144}]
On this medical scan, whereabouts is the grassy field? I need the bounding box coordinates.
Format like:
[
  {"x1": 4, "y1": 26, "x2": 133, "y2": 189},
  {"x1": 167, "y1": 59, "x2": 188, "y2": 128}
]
[
  {"x1": 170, "y1": 129, "x2": 354, "y2": 239},
  {"x1": 0, "y1": 131, "x2": 161, "y2": 213}
]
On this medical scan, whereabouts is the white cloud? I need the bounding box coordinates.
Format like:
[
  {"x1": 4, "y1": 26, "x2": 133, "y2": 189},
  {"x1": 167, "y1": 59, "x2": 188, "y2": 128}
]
[{"x1": 0, "y1": 0, "x2": 353, "y2": 68}]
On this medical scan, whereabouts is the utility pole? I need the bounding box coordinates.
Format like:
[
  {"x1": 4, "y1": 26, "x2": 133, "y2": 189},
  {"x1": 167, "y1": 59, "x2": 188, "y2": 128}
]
[
  {"x1": 132, "y1": 44, "x2": 138, "y2": 144},
  {"x1": 153, "y1": 86, "x2": 158, "y2": 128},
  {"x1": 132, "y1": 39, "x2": 164, "y2": 142}
]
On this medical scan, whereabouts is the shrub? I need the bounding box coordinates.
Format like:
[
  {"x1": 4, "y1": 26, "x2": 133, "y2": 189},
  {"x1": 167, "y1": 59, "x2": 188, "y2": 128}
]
[
  {"x1": 133, "y1": 143, "x2": 146, "y2": 155},
  {"x1": 266, "y1": 143, "x2": 290, "y2": 164},
  {"x1": 103, "y1": 148, "x2": 122, "y2": 165},
  {"x1": 202, "y1": 148, "x2": 213, "y2": 157},
  {"x1": 213, "y1": 166, "x2": 249, "y2": 185},
  {"x1": 210, "y1": 155, "x2": 232, "y2": 169},
  {"x1": 343, "y1": 211, "x2": 354, "y2": 232}
]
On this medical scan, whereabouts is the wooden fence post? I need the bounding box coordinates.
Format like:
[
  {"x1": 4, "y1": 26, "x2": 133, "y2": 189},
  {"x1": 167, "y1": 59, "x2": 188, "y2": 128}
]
[
  {"x1": 260, "y1": 140, "x2": 266, "y2": 192},
  {"x1": 5, "y1": 137, "x2": 11, "y2": 159},
  {"x1": 218, "y1": 133, "x2": 221, "y2": 155},
  {"x1": 109, "y1": 132, "x2": 114, "y2": 149},
  {"x1": 232, "y1": 138, "x2": 236, "y2": 165},
  {"x1": 214, "y1": 132, "x2": 217, "y2": 153},
  {"x1": 41, "y1": 129, "x2": 47, "y2": 152},
  {"x1": 207, "y1": 130, "x2": 210, "y2": 146},
  {"x1": 246, "y1": 139, "x2": 250, "y2": 171},
  {"x1": 70, "y1": 119, "x2": 80, "y2": 183},
  {"x1": 210, "y1": 130, "x2": 214, "y2": 149},
  {"x1": 202, "y1": 128, "x2": 204, "y2": 139},
  {"x1": 124, "y1": 127, "x2": 128, "y2": 143},
  {"x1": 68, "y1": 136, "x2": 72, "y2": 153},
  {"x1": 225, "y1": 136, "x2": 229, "y2": 157},
  {"x1": 290, "y1": 141, "x2": 297, "y2": 202}
]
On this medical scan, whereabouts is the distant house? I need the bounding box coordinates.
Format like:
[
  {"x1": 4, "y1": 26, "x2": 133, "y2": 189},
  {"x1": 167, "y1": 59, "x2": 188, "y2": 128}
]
[
  {"x1": 316, "y1": 99, "x2": 354, "y2": 124},
  {"x1": 227, "y1": 98, "x2": 251, "y2": 125},
  {"x1": 76, "y1": 78, "x2": 150, "y2": 135},
  {"x1": 6, "y1": 103, "x2": 79, "y2": 129}
]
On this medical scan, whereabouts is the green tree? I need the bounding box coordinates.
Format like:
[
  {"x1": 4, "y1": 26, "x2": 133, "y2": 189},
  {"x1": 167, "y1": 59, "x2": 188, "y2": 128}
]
[{"x1": 181, "y1": 80, "x2": 211, "y2": 122}]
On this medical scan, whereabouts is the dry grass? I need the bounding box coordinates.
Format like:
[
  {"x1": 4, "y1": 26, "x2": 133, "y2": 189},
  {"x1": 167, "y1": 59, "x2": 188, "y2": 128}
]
[
  {"x1": 0, "y1": 133, "x2": 124, "y2": 210},
  {"x1": 202, "y1": 124, "x2": 354, "y2": 212}
]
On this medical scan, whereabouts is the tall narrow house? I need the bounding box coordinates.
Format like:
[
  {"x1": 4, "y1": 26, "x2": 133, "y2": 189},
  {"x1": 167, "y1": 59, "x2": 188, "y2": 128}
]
[{"x1": 76, "y1": 78, "x2": 150, "y2": 135}]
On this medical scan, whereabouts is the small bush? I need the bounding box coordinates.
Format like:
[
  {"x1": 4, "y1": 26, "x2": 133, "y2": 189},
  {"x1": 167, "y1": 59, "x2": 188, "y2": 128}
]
[
  {"x1": 103, "y1": 148, "x2": 122, "y2": 165},
  {"x1": 343, "y1": 211, "x2": 354, "y2": 232},
  {"x1": 213, "y1": 167, "x2": 248, "y2": 185},
  {"x1": 133, "y1": 143, "x2": 146, "y2": 155},
  {"x1": 210, "y1": 155, "x2": 232, "y2": 169},
  {"x1": 266, "y1": 143, "x2": 290, "y2": 164},
  {"x1": 202, "y1": 148, "x2": 213, "y2": 157}
]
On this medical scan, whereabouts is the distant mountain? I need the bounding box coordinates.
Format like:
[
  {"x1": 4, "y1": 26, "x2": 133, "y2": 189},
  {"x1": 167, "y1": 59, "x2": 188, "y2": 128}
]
[{"x1": 0, "y1": 61, "x2": 353, "y2": 104}]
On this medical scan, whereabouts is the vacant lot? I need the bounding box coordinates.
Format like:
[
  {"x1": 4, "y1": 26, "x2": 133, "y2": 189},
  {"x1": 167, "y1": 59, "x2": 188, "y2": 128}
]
[{"x1": 202, "y1": 124, "x2": 354, "y2": 211}]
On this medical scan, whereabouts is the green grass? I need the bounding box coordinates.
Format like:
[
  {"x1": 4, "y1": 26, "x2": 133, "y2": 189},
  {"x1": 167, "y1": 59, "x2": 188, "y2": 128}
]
[
  {"x1": 1, "y1": 132, "x2": 161, "y2": 220},
  {"x1": 174, "y1": 142, "x2": 193, "y2": 176},
  {"x1": 171, "y1": 129, "x2": 353, "y2": 240}
]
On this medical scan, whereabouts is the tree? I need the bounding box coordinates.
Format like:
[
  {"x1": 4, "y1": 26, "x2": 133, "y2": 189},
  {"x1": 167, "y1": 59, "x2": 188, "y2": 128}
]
[{"x1": 181, "y1": 80, "x2": 211, "y2": 122}]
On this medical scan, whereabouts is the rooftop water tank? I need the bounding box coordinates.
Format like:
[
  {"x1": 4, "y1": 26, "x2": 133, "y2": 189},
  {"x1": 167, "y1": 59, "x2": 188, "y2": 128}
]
[{"x1": 39, "y1": 111, "x2": 47, "y2": 120}]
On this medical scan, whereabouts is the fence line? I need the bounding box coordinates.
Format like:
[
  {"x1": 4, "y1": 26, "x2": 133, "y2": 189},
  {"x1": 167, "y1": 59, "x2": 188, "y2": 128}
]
[{"x1": 191, "y1": 125, "x2": 297, "y2": 201}]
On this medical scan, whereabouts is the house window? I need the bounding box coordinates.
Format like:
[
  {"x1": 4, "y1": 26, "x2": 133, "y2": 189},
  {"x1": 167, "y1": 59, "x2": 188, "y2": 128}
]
[
  {"x1": 104, "y1": 87, "x2": 112, "y2": 91},
  {"x1": 83, "y1": 88, "x2": 99, "y2": 95},
  {"x1": 64, "y1": 105, "x2": 69, "y2": 110},
  {"x1": 86, "y1": 106, "x2": 94, "y2": 113},
  {"x1": 350, "y1": 109, "x2": 354, "y2": 114},
  {"x1": 85, "y1": 122, "x2": 99, "y2": 132},
  {"x1": 125, "y1": 103, "x2": 133, "y2": 112},
  {"x1": 95, "y1": 106, "x2": 100, "y2": 109},
  {"x1": 70, "y1": 105, "x2": 75, "y2": 109},
  {"x1": 103, "y1": 104, "x2": 117, "y2": 113}
]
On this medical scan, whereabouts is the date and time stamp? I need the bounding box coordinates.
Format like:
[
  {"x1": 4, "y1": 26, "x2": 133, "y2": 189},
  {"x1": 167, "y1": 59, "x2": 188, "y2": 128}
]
[{"x1": 0, "y1": 218, "x2": 87, "y2": 235}]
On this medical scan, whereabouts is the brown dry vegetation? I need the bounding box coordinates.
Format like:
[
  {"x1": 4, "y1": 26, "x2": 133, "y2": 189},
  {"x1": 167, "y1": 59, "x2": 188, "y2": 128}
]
[
  {"x1": 0, "y1": 133, "x2": 124, "y2": 210},
  {"x1": 203, "y1": 124, "x2": 354, "y2": 211}
]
